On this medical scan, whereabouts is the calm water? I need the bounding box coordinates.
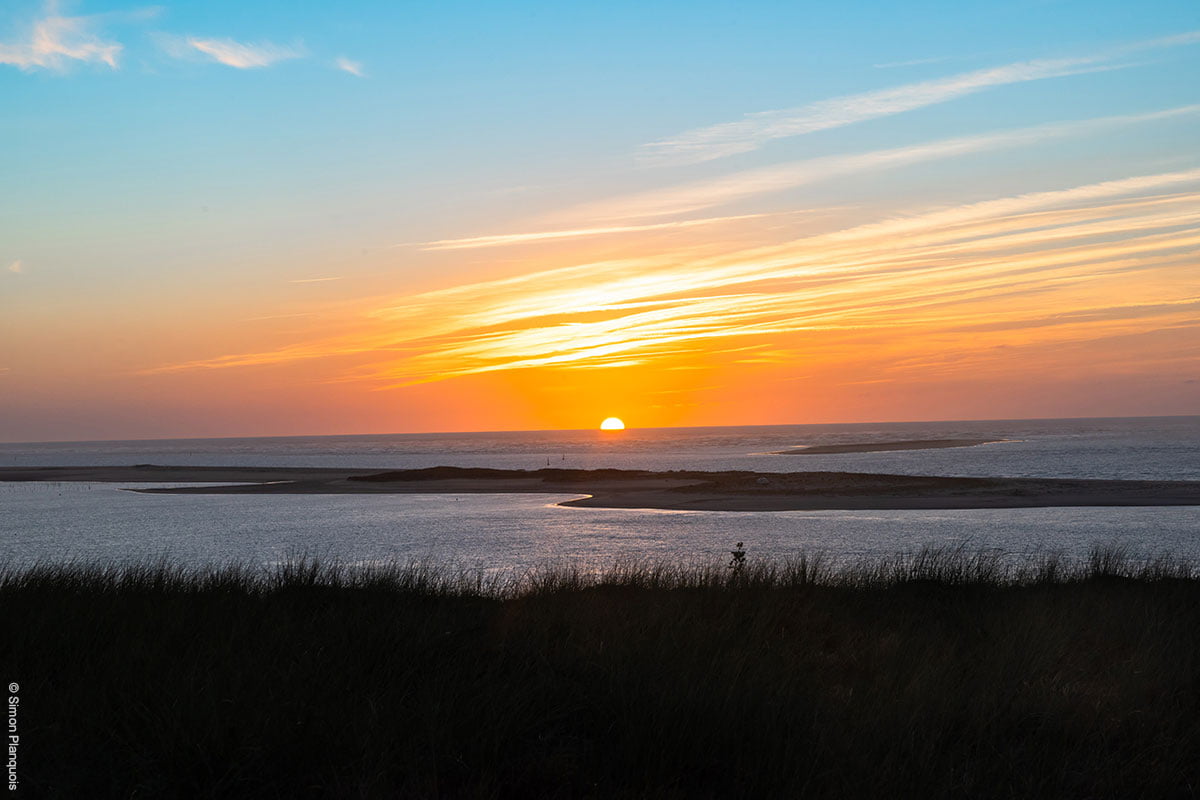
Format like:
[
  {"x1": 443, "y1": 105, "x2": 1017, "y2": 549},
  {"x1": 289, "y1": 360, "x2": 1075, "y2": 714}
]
[{"x1": 1, "y1": 417, "x2": 1198, "y2": 569}]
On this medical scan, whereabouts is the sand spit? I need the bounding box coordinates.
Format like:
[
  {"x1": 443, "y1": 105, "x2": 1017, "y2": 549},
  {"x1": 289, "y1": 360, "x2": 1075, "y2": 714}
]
[
  {"x1": 773, "y1": 438, "x2": 1005, "y2": 455},
  {"x1": 4, "y1": 464, "x2": 1200, "y2": 512}
]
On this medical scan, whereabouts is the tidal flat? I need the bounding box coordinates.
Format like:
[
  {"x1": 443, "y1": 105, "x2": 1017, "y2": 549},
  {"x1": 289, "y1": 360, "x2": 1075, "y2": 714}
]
[{"x1": 6, "y1": 464, "x2": 1200, "y2": 511}]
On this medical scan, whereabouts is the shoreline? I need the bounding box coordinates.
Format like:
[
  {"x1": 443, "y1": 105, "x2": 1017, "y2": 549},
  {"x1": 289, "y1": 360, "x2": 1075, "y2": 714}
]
[{"x1": 4, "y1": 464, "x2": 1200, "y2": 511}]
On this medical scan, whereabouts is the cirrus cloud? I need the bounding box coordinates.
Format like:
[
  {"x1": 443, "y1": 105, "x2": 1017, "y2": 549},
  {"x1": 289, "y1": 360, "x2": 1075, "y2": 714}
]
[
  {"x1": 0, "y1": 3, "x2": 121, "y2": 71},
  {"x1": 140, "y1": 167, "x2": 1200, "y2": 390},
  {"x1": 183, "y1": 36, "x2": 304, "y2": 68},
  {"x1": 640, "y1": 30, "x2": 1200, "y2": 166},
  {"x1": 334, "y1": 56, "x2": 364, "y2": 77}
]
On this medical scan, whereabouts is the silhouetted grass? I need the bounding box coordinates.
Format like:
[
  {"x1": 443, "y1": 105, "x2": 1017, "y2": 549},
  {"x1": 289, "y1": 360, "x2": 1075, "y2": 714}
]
[{"x1": 3, "y1": 546, "x2": 1200, "y2": 798}]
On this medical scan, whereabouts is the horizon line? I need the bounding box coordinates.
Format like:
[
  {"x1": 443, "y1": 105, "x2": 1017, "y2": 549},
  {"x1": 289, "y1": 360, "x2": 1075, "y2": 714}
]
[{"x1": 2, "y1": 413, "x2": 1196, "y2": 447}]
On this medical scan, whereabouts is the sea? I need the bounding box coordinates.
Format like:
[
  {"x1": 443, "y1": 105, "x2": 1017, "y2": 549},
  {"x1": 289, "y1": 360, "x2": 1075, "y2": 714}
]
[{"x1": 1, "y1": 417, "x2": 1198, "y2": 572}]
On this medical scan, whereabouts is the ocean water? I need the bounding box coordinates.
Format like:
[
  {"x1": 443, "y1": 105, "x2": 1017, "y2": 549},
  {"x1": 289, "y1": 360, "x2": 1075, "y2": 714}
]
[{"x1": 1, "y1": 417, "x2": 1198, "y2": 570}]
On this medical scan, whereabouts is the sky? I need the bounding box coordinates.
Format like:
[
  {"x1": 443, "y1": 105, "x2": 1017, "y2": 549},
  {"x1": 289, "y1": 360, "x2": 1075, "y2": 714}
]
[{"x1": 2, "y1": 0, "x2": 1198, "y2": 441}]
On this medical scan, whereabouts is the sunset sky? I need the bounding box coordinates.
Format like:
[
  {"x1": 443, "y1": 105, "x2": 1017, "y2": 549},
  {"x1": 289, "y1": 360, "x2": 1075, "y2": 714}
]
[{"x1": 2, "y1": 0, "x2": 1198, "y2": 441}]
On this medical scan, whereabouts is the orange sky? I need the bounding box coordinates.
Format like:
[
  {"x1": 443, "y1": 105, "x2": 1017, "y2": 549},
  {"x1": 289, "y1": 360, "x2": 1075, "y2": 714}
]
[
  {"x1": 2, "y1": 7, "x2": 1198, "y2": 441},
  {"x1": 8, "y1": 167, "x2": 1197, "y2": 441}
]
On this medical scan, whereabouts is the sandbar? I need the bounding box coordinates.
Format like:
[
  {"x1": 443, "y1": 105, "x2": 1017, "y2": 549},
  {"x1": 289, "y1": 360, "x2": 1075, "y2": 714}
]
[
  {"x1": 3, "y1": 464, "x2": 1200, "y2": 512},
  {"x1": 774, "y1": 438, "x2": 1004, "y2": 455}
]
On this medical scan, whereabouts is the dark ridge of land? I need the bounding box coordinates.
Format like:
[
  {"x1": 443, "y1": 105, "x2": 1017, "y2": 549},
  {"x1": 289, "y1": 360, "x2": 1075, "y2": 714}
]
[
  {"x1": 774, "y1": 437, "x2": 1004, "y2": 454},
  {"x1": 3, "y1": 552, "x2": 1200, "y2": 798},
  {"x1": 5, "y1": 464, "x2": 1200, "y2": 511}
]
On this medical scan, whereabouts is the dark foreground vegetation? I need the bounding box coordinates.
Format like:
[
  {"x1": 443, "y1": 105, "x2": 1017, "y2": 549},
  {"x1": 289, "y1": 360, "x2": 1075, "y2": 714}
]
[{"x1": 4, "y1": 548, "x2": 1200, "y2": 798}]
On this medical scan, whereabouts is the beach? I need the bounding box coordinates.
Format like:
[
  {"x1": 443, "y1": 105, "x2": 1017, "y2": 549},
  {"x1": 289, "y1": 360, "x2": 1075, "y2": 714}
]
[{"x1": 5, "y1": 464, "x2": 1200, "y2": 512}]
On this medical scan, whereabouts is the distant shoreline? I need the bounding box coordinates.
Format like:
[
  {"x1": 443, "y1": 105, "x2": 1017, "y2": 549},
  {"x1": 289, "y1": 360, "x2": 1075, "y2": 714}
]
[
  {"x1": 773, "y1": 438, "x2": 1005, "y2": 455},
  {"x1": 4, "y1": 465, "x2": 1200, "y2": 512}
]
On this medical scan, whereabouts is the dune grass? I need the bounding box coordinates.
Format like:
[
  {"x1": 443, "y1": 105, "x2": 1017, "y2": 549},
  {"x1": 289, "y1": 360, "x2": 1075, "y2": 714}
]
[{"x1": 3, "y1": 546, "x2": 1199, "y2": 798}]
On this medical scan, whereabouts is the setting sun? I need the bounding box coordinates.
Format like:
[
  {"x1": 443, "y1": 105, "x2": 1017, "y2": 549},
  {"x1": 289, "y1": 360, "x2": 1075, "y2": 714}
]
[{"x1": 600, "y1": 417, "x2": 625, "y2": 431}]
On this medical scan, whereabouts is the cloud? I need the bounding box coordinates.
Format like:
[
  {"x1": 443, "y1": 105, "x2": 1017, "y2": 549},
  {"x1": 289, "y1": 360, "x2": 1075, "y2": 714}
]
[
  {"x1": 570, "y1": 106, "x2": 1200, "y2": 222},
  {"x1": 411, "y1": 213, "x2": 774, "y2": 251},
  {"x1": 1112, "y1": 30, "x2": 1200, "y2": 53},
  {"x1": 6, "y1": 260, "x2": 22, "y2": 274},
  {"x1": 640, "y1": 30, "x2": 1200, "y2": 166},
  {"x1": 179, "y1": 36, "x2": 303, "y2": 68},
  {"x1": 142, "y1": 168, "x2": 1200, "y2": 388},
  {"x1": 0, "y1": 4, "x2": 122, "y2": 71},
  {"x1": 873, "y1": 56, "x2": 953, "y2": 69},
  {"x1": 334, "y1": 56, "x2": 364, "y2": 77},
  {"x1": 289, "y1": 276, "x2": 342, "y2": 283}
]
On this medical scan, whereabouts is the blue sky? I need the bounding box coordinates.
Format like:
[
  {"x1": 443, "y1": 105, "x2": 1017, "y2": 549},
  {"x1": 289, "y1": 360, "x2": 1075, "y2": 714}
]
[
  {"x1": 5, "y1": 1, "x2": 1198, "y2": 264},
  {"x1": 2, "y1": 0, "x2": 1198, "y2": 439}
]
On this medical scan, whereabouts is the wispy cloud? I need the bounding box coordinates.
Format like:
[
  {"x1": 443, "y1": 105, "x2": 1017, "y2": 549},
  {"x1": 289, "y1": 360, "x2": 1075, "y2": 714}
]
[
  {"x1": 289, "y1": 276, "x2": 342, "y2": 284},
  {"x1": 173, "y1": 36, "x2": 304, "y2": 68},
  {"x1": 640, "y1": 30, "x2": 1200, "y2": 166},
  {"x1": 6, "y1": 260, "x2": 22, "y2": 274},
  {"x1": 1115, "y1": 30, "x2": 1200, "y2": 52},
  {"x1": 0, "y1": 3, "x2": 121, "y2": 71},
  {"x1": 574, "y1": 106, "x2": 1200, "y2": 222},
  {"x1": 411, "y1": 213, "x2": 774, "y2": 251},
  {"x1": 873, "y1": 56, "x2": 953, "y2": 69},
  {"x1": 142, "y1": 168, "x2": 1200, "y2": 388},
  {"x1": 334, "y1": 56, "x2": 364, "y2": 77}
]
